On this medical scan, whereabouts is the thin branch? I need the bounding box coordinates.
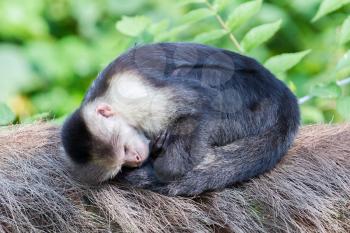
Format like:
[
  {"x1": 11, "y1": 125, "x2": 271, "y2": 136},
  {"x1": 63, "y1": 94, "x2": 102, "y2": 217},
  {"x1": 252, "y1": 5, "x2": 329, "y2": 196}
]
[
  {"x1": 336, "y1": 77, "x2": 350, "y2": 86},
  {"x1": 298, "y1": 95, "x2": 314, "y2": 105},
  {"x1": 204, "y1": 0, "x2": 243, "y2": 53},
  {"x1": 298, "y1": 77, "x2": 350, "y2": 105}
]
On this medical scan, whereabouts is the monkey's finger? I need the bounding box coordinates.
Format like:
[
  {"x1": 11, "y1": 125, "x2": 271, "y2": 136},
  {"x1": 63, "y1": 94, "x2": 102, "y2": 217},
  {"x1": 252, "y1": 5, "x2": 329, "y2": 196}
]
[
  {"x1": 161, "y1": 130, "x2": 171, "y2": 149},
  {"x1": 153, "y1": 130, "x2": 169, "y2": 152}
]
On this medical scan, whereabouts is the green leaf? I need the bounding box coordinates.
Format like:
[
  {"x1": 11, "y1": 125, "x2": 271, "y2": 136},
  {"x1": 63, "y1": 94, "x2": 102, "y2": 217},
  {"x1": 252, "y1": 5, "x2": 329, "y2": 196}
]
[
  {"x1": 31, "y1": 87, "x2": 76, "y2": 116},
  {"x1": 241, "y1": 20, "x2": 282, "y2": 52},
  {"x1": 301, "y1": 105, "x2": 325, "y2": 124},
  {"x1": 106, "y1": 0, "x2": 146, "y2": 15},
  {"x1": 288, "y1": 80, "x2": 297, "y2": 93},
  {"x1": 180, "y1": 8, "x2": 214, "y2": 25},
  {"x1": 148, "y1": 19, "x2": 169, "y2": 35},
  {"x1": 115, "y1": 16, "x2": 151, "y2": 37},
  {"x1": 0, "y1": 0, "x2": 48, "y2": 38},
  {"x1": 226, "y1": 0, "x2": 262, "y2": 31},
  {"x1": 213, "y1": 0, "x2": 231, "y2": 12},
  {"x1": 0, "y1": 45, "x2": 35, "y2": 101},
  {"x1": 0, "y1": 103, "x2": 15, "y2": 126},
  {"x1": 177, "y1": 0, "x2": 205, "y2": 7},
  {"x1": 25, "y1": 41, "x2": 71, "y2": 81},
  {"x1": 194, "y1": 29, "x2": 228, "y2": 43},
  {"x1": 310, "y1": 83, "x2": 342, "y2": 99},
  {"x1": 264, "y1": 50, "x2": 311, "y2": 74},
  {"x1": 340, "y1": 16, "x2": 350, "y2": 45},
  {"x1": 336, "y1": 50, "x2": 350, "y2": 71},
  {"x1": 312, "y1": 0, "x2": 350, "y2": 22},
  {"x1": 336, "y1": 96, "x2": 350, "y2": 120},
  {"x1": 155, "y1": 24, "x2": 189, "y2": 41}
]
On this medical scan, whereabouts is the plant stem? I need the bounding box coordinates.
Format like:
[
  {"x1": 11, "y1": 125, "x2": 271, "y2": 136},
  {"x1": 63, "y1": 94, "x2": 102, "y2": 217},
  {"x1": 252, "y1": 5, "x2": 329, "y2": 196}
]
[
  {"x1": 204, "y1": 0, "x2": 243, "y2": 53},
  {"x1": 336, "y1": 77, "x2": 350, "y2": 86}
]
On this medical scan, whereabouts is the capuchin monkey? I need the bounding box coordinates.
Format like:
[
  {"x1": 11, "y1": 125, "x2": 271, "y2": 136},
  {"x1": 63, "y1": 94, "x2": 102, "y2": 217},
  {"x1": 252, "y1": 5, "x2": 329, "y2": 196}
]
[{"x1": 61, "y1": 42, "x2": 300, "y2": 196}]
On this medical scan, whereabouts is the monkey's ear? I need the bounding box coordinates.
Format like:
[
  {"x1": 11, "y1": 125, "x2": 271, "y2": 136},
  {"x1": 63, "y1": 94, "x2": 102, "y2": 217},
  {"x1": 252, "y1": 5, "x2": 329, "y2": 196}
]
[{"x1": 96, "y1": 104, "x2": 115, "y2": 118}]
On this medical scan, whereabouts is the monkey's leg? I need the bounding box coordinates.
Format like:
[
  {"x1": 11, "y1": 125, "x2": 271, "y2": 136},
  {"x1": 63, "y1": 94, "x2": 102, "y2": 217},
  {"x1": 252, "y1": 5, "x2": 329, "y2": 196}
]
[
  {"x1": 149, "y1": 115, "x2": 202, "y2": 182},
  {"x1": 154, "y1": 117, "x2": 294, "y2": 196}
]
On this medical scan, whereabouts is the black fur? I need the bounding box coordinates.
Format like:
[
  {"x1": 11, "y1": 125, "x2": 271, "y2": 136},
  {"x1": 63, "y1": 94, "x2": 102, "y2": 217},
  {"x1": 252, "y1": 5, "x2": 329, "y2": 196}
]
[
  {"x1": 64, "y1": 42, "x2": 300, "y2": 196},
  {"x1": 61, "y1": 109, "x2": 113, "y2": 165}
]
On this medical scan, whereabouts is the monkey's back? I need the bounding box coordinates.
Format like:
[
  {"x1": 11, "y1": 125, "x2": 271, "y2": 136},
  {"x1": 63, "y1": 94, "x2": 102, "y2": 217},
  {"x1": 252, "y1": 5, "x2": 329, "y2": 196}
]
[
  {"x1": 125, "y1": 43, "x2": 299, "y2": 135},
  {"x1": 88, "y1": 42, "x2": 299, "y2": 140}
]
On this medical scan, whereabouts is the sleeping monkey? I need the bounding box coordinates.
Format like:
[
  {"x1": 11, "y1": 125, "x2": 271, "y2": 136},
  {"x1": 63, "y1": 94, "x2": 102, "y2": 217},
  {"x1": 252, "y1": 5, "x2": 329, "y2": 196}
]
[{"x1": 61, "y1": 42, "x2": 300, "y2": 196}]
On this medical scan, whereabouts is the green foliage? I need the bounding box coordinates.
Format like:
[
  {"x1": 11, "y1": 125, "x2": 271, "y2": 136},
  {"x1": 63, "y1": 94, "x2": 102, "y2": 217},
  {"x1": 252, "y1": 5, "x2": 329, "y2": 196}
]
[
  {"x1": 180, "y1": 8, "x2": 214, "y2": 25},
  {"x1": 194, "y1": 29, "x2": 227, "y2": 43},
  {"x1": 21, "y1": 112, "x2": 51, "y2": 124},
  {"x1": 177, "y1": 0, "x2": 206, "y2": 7},
  {"x1": 339, "y1": 16, "x2": 350, "y2": 45},
  {"x1": 0, "y1": 103, "x2": 15, "y2": 126},
  {"x1": 212, "y1": 0, "x2": 230, "y2": 12},
  {"x1": 116, "y1": 16, "x2": 151, "y2": 37},
  {"x1": 0, "y1": 0, "x2": 350, "y2": 126},
  {"x1": 337, "y1": 51, "x2": 350, "y2": 70},
  {"x1": 310, "y1": 83, "x2": 342, "y2": 99},
  {"x1": 241, "y1": 20, "x2": 282, "y2": 52},
  {"x1": 301, "y1": 105, "x2": 325, "y2": 124},
  {"x1": 0, "y1": 45, "x2": 35, "y2": 101},
  {"x1": 226, "y1": 0, "x2": 262, "y2": 31},
  {"x1": 264, "y1": 50, "x2": 311, "y2": 75},
  {"x1": 337, "y1": 96, "x2": 350, "y2": 120},
  {"x1": 312, "y1": 0, "x2": 350, "y2": 22}
]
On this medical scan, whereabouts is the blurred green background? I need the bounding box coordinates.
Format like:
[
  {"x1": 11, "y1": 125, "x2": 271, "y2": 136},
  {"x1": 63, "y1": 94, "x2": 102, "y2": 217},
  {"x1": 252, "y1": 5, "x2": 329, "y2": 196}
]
[{"x1": 0, "y1": 0, "x2": 349, "y2": 125}]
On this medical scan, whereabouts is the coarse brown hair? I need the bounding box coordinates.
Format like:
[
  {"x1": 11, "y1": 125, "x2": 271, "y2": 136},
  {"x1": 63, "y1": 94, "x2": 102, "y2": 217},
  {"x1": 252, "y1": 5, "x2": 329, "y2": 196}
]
[{"x1": 0, "y1": 123, "x2": 349, "y2": 233}]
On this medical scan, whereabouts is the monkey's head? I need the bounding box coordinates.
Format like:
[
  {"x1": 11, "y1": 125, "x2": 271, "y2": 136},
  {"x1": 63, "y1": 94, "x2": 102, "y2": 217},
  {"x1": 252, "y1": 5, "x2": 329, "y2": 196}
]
[{"x1": 61, "y1": 102, "x2": 150, "y2": 184}]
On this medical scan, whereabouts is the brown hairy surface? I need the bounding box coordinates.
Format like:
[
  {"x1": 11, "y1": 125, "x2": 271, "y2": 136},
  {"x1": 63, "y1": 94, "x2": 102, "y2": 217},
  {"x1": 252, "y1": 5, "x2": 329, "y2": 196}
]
[{"x1": 0, "y1": 123, "x2": 349, "y2": 233}]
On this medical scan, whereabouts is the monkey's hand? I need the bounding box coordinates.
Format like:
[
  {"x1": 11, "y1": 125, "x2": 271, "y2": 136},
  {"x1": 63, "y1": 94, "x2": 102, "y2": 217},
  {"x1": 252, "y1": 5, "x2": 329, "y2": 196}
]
[
  {"x1": 150, "y1": 130, "x2": 171, "y2": 158},
  {"x1": 116, "y1": 163, "x2": 162, "y2": 188}
]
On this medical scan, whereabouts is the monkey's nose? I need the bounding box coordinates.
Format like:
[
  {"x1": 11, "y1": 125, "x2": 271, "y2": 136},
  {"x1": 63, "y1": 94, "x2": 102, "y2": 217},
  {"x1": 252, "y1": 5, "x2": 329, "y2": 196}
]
[{"x1": 134, "y1": 152, "x2": 144, "y2": 167}]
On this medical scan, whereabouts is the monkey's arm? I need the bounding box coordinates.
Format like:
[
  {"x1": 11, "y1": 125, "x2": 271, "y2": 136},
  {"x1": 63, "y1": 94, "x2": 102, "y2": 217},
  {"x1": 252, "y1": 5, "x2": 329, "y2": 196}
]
[
  {"x1": 116, "y1": 116, "x2": 197, "y2": 187},
  {"x1": 151, "y1": 131, "x2": 193, "y2": 182},
  {"x1": 150, "y1": 114, "x2": 206, "y2": 183}
]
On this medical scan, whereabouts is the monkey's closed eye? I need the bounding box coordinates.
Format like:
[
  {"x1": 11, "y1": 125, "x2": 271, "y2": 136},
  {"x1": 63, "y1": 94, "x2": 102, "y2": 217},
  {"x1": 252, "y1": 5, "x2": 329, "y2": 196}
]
[{"x1": 124, "y1": 146, "x2": 129, "y2": 154}]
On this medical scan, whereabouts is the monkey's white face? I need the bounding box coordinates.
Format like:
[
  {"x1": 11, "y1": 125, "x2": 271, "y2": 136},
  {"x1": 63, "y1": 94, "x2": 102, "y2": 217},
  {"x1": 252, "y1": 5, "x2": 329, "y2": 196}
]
[{"x1": 83, "y1": 102, "x2": 150, "y2": 170}]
